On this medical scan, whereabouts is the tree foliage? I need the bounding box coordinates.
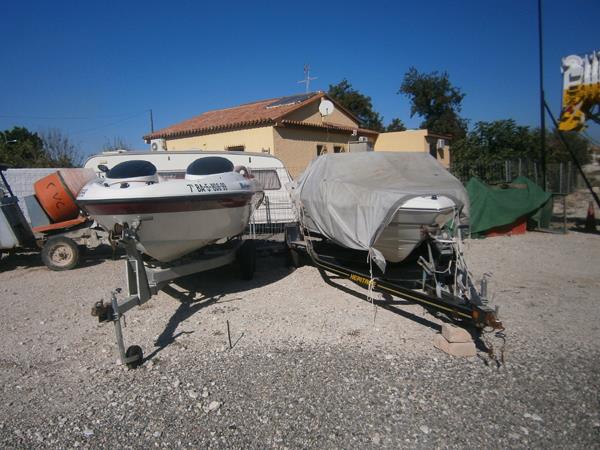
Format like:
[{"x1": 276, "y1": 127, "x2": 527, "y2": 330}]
[
  {"x1": 545, "y1": 130, "x2": 591, "y2": 165},
  {"x1": 451, "y1": 119, "x2": 591, "y2": 165},
  {"x1": 328, "y1": 79, "x2": 384, "y2": 131},
  {"x1": 40, "y1": 129, "x2": 82, "y2": 167},
  {"x1": 452, "y1": 120, "x2": 537, "y2": 163},
  {"x1": 386, "y1": 118, "x2": 407, "y2": 132},
  {"x1": 399, "y1": 67, "x2": 467, "y2": 139},
  {"x1": 103, "y1": 137, "x2": 132, "y2": 152},
  {"x1": 0, "y1": 126, "x2": 81, "y2": 168}
]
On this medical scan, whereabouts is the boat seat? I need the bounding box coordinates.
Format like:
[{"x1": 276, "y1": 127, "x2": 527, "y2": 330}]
[{"x1": 185, "y1": 157, "x2": 234, "y2": 178}]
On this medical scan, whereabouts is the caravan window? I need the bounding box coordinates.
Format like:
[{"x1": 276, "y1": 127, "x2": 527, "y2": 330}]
[{"x1": 253, "y1": 169, "x2": 281, "y2": 190}]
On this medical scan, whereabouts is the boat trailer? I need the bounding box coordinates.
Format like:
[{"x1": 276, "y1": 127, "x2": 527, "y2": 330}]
[
  {"x1": 285, "y1": 223, "x2": 503, "y2": 333},
  {"x1": 92, "y1": 219, "x2": 256, "y2": 368}
]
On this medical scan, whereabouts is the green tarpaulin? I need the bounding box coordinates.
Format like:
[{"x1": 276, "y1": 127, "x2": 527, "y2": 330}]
[{"x1": 466, "y1": 176, "x2": 552, "y2": 235}]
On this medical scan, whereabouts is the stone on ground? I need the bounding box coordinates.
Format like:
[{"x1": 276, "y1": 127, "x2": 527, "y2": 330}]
[
  {"x1": 433, "y1": 334, "x2": 476, "y2": 357},
  {"x1": 441, "y1": 323, "x2": 472, "y2": 343}
]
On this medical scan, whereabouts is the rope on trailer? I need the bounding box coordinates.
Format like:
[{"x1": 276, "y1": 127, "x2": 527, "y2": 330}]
[{"x1": 366, "y1": 251, "x2": 378, "y2": 324}]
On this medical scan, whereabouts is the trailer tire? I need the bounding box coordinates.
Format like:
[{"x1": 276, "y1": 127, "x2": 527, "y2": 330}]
[
  {"x1": 125, "y1": 345, "x2": 144, "y2": 369},
  {"x1": 287, "y1": 247, "x2": 303, "y2": 268},
  {"x1": 238, "y1": 240, "x2": 256, "y2": 280},
  {"x1": 41, "y1": 236, "x2": 80, "y2": 271}
]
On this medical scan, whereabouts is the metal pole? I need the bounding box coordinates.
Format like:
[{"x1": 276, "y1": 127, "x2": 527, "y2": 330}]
[
  {"x1": 226, "y1": 320, "x2": 232, "y2": 350},
  {"x1": 559, "y1": 162, "x2": 563, "y2": 194},
  {"x1": 149, "y1": 109, "x2": 154, "y2": 133},
  {"x1": 0, "y1": 169, "x2": 14, "y2": 197},
  {"x1": 538, "y1": 0, "x2": 547, "y2": 190},
  {"x1": 544, "y1": 101, "x2": 600, "y2": 209}
]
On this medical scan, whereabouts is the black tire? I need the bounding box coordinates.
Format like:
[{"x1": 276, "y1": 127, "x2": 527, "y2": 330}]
[
  {"x1": 41, "y1": 236, "x2": 80, "y2": 271},
  {"x1": 125, "y1": 345, "x2": 144, "y2": 369},
  {"x1": 238, "y1": 240, "x2": 256, "y2": 280}
]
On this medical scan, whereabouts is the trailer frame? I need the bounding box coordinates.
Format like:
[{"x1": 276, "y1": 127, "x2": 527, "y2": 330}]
[
  {"x1": 285, "y1": 223, "x2": 503, "y2": 331},
  {"x1": 91, "y1": 221, "x2": 256, "y2": 368}
]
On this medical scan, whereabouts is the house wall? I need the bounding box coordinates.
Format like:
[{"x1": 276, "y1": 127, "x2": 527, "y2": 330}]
[
  {"x1": 424, "y1": 136, "x2": 451, "y2": 167},
  {"x1": 374, "y1": 130, "x2": 428, "y2": 152},
  {"x1": 374, "y1": 130, "x2": 450, "y2": 168},
  {"x1": 165, "y1": 126, "x2": 275, "y2": 153},
  {"x1": 284, "y1": 101, "x2": 358, "y2": 128},
  {"x1": 273, "y1": 127, "x2": 352, "y2": 178}
]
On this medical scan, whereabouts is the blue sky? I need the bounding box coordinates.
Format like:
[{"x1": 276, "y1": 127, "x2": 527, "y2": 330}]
[{"x1": 1, "y1": 0, "x2": 598, "y2": 158}]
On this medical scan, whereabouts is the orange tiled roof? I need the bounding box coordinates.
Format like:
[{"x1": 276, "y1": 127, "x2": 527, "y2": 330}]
[
  {"x1": 279, "y1": 119, "x2": 379, "y2": 136},
  {"x1": 143, "y1": 92, "x2": 372, "y2": 140}
]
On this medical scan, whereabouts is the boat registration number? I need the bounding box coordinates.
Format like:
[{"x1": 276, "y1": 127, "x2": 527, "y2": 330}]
[{"x1": 186, "y1": 182, "x2": 228, "y2": 193}]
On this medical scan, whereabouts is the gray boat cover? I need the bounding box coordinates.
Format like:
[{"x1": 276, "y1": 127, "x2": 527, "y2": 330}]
[{"x1": 293, "y1": 152, "x2": 469, "y2": 271}]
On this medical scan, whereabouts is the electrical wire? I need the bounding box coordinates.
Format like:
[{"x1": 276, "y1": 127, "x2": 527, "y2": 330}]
[
  {"x1": 0, "y1": 110, "x2": 149, "y2": 120},
  {"x1": 70, "y1": 112, "x2": 147, "y2": 136}
]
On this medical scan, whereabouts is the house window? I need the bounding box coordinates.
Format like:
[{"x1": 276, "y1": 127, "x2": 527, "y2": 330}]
[
  {"x1": 227, "y1": 145, "x2": 245, "y2": 152},
  {"x1": 317, "y1": 145, "x2": 327, "y2": 156},
  {"x1": 252, "y1": 169, "x2": 281, "y2": 190},
  {"x1": 334, "y1": 146, "x2": 345, "y2": 153}
]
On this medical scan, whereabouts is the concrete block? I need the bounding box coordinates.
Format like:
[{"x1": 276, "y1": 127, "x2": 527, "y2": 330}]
[
  {"x1": 433, "y1": 334, "x2": 476, "y2": 357},
  {"x1": 441, "y1": 323, "x2": 472, "y2": 343}
]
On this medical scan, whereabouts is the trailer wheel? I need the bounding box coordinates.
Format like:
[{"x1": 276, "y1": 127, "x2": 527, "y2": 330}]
[
  {"x1": 41, "y1": 236, "x2": 80, "y2": 271},
  {"x1": 238, "y1": 240, "x2": 256, "y2": 280},
  {"x1": 125, "y1": 345, "x2": 144, "y2": 369}
]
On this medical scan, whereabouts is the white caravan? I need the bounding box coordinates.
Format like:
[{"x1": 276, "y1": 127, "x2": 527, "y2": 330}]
[{"x1": 84, "y1": 150, "x2": 295, "y2": 226}]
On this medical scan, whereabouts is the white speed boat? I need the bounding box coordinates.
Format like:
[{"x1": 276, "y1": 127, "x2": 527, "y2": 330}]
[{"x1": 77, "y1": 157, "x2": 263, "y2": 262}]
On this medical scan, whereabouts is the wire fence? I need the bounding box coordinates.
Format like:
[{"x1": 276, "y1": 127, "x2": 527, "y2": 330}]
[{"x1": 450, "y1": 159, "x2": 584, "y2": 194}]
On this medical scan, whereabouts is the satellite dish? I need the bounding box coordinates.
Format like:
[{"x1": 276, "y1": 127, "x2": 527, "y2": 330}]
[{"x1": 319, "y1": 99, "x2": 335, "y2": 117}]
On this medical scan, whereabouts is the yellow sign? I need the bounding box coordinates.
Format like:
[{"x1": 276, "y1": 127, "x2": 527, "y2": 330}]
[
  {"x1": 349, "y1": 273, "x2": 376, "y2": 287},
  {"x1": 559, "y1": 51, "x2": 600, "y2": 132}
]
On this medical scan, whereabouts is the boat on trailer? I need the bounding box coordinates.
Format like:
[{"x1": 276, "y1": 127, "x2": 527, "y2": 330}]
[
  {"x1": 77, "y1": 156, "x2": 263, "y2": 262},
  {"x1": 82, "y1": 156, "x2": 263, "y2": 368},
  {"x1": 290, "y1": 152, "x2": 503, "y2": 337}
]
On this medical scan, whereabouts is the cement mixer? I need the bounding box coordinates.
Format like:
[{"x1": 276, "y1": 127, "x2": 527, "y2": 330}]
[{"x1": 1, "y1": 165, "x2": 109, "y2": 271}]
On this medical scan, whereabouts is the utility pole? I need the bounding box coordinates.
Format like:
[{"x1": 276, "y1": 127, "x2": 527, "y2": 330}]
[
  {"x1": 149, "y1": 109, "x2": 154, "y2": 133},
  {"x1": 538, "y1": 0, "x2": 547, "y2": 190},
  {"x1": 297, "y1": 64, "x2": 317, "y2": 93}
]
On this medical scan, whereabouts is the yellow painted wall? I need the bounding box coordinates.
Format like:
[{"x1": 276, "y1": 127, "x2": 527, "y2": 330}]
[
  {"x1": 374, "y1": 130, "x2": 428, "y2": 152},
  {"x1": 424, "y1": 136, "x2": 451, "y2": 167},
  {"x1": 374, "y1": 130, "x2": 450, "y2": 168},
  {"x1": 165, "y1": 126, "x2": 275, "y2": 153},
  {"x1": 273, "y1": 127, "x2": 352, "y2": 178},
  {"x1": 284, "y1": 101, "x2": 358, "y2": 128}
]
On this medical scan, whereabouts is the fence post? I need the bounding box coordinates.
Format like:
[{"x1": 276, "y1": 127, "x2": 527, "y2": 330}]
[
  {"x1": 567, "y1": 161, "x2": 572, "y2": 193},
  {"x1": 559, "y1": 162, "x2": 564, "y2": 194}
]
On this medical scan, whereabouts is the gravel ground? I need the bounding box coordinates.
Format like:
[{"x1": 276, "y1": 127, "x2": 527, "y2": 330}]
[{"x1": 1, "y1": 230, "x2": 599, "y2": 448}]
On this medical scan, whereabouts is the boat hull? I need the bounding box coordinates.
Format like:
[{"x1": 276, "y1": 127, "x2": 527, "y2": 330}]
[
  {"x1": 77, "y1": 170, "x2": 263, "y2": 262},
  {"x1": 373, "y1": 206, "x2": 455, "y2": 263},
  {"x1": 91, "y1": 203, "x2": 255, "y2": 261}
]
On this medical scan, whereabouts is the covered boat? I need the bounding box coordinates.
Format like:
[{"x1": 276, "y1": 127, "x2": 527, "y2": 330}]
[
  {"x1": 292, "y1": 152, "x2": 469, "y2": 271},
  {"x1": 77, "y1": 157, "x2": 263, "y2": 262}
]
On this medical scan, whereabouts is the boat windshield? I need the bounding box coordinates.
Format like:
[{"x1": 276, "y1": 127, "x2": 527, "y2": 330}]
[
  {"x1": 186, "y1": 157, "x2": 234, "y2": 176},
  {"x1": 107, "y1": 160, "x2": 157, "y2": 179}
]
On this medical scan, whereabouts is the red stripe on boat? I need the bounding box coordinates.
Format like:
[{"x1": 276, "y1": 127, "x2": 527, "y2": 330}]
[{"x1": 79, "y1": 194, "x2": 252, "y2": 215}]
